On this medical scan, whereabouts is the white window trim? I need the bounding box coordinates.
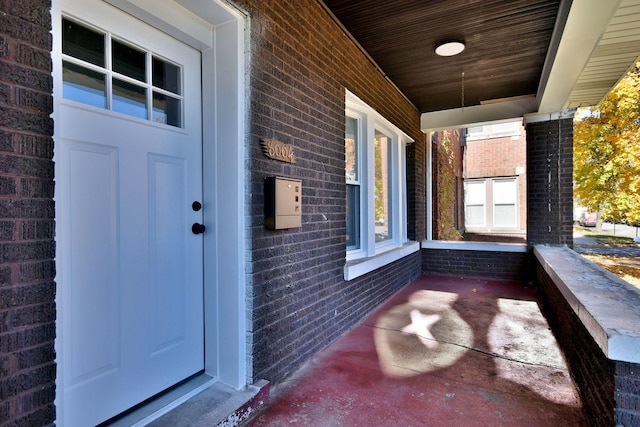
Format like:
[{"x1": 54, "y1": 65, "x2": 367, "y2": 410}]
[
  {"x1": 464, "y1": 177, "x2": 520, "y2": 232},
  {"x1": 492, "y1": 178, "x2": 519, "y2": 228},
  {"x1": 344, "y1": 90, "x2": 415, "y2": 281},
  {"x1": 466, "y1": 119, "x2": 522, "y2": 141}
]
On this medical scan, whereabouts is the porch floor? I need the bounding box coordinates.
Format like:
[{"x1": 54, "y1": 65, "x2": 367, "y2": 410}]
[{"x1": 246, "y1": 274, "x2": 586, "y2": 426}]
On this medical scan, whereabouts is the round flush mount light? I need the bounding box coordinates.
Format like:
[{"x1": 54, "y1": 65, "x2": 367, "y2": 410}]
[{"x1": 435, "y1": 40, "x2": 465, "y2": 57}]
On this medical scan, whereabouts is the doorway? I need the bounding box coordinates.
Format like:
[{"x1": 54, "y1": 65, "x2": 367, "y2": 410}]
[{"x1": 53, "y1": 0, "x2": 247, "y2": 425}]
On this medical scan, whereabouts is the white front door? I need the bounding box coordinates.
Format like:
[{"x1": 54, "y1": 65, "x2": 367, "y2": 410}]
[{"x1": 56, "y1": 2, "x2": 204, "y2": 425}]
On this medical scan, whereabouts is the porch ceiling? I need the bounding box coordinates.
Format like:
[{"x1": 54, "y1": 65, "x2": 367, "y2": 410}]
[{"x1": 322, "y1": 0, "x2": 640, "y2": 129}]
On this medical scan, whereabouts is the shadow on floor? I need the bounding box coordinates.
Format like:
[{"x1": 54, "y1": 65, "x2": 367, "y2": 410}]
[{"x1": 246, "y1": 274, "x2": 586, "y2": 427}]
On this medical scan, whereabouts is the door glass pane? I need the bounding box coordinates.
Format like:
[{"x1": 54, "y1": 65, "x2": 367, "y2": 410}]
[
  {"x1": 153, "y1": 92, "x2": 182, "y2": 127},
  {"x1": 62, "y1": 18, "x2": 105, "y2": 67},
  {"x1": 345, "y1": 117, "x2": 358, "y2": 181},
  {"x1": 112, "y1": 39, "x2": 146, "y2": 82},
  {"x1": 347, "y1": 184, "x2": 360, "y2": 250},
  {"x1": 374, "y1": 130, "x2": 391, "y2": 242},
  {"x1": 113, "y1": 79, "x2": 147, "y2": 119},
  {"x1": 63, "y1": 61, "x2": 107, "y2": 108},
  {"x1": 153, "y1": 57, "x2": 181, "y2": 95}
]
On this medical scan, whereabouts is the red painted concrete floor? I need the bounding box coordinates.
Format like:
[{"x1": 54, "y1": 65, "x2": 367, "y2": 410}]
[{"x1": 246, "y1": 274, "x2": 586, "y2": 427}]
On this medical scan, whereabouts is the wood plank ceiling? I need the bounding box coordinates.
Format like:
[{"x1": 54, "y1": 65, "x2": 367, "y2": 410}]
[{"x1": 322, "y1": 0, "x2": 561, "y2": 113}]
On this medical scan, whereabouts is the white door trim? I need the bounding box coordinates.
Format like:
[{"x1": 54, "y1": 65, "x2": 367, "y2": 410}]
[{"x1": 52, "y1": 0, "x2": 247, "y2": 424}]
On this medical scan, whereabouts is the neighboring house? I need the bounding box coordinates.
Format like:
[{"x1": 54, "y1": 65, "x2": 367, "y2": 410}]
[
  {"x1": 431, "y1": 121, "x2": 527, "y2": 243},
  {"x1": 464, "y1": 120, "x2": 527, "y2": 241},
  {"x1": 1, "y1": 1, "x2": 638, "y2": 426}
]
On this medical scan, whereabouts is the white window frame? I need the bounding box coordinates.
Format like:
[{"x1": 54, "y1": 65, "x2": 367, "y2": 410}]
[
  {"x1": 464, "y1": 179, "x2": 486, "y2": 227},
  {"x1": 344, "y1": 90, "x2": 417, "y2": 281},
  {"x1": 464, "y1": 177, "x2": 520, "y2": 232},
  {"x1": 492, "y1": 178, "x2": 518, "y2": 228}
]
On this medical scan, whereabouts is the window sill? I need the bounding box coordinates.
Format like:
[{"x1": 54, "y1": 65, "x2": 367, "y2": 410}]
[{"x1": 344, "y1": 241, "x2": 420, "y2": 281}]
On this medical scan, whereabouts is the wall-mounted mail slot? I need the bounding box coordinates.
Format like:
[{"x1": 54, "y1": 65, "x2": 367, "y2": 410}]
[{"x1": 264, "y1": 177, "x2": 302, "y2": 230}]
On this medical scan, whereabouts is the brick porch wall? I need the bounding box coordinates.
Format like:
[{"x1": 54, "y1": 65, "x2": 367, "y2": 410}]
[
  {"x1": 525, "y1": 116, "x2": 574, "y2": 248},
  {"x1": 536, "y1": 260, "x2": 640, "y2": 427},
  {"x1": 422, "y1": 248, "x2": 530, "y2": 282},
  {"x1": 0, "y1": 0, "x2": 56, "y2": 425},
  {"x1": 234, "y1": 0, "x2": 426, "y2": 384}
]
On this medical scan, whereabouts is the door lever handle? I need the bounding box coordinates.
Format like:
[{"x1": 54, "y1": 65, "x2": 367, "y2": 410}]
[{"x1": 192, "y1": 223, "x2": 206, "y2": 234}]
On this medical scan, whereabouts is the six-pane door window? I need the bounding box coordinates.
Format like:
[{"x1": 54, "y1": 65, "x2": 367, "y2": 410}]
[{"x1": 62, "y1": 17, "x2": 183, "y2": 128}]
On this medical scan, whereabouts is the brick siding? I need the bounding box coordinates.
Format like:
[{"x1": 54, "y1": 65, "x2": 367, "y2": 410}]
[
  {"x1": 0, "y1": 0, "x2": 56, "y2": 425},
  {"x1": 536, "y1": 260, "x2": 640, "y2": 426},
  {"x1": 234, "y1": 0, "x2": 426, "y2": 383},
  {"x1": 407, "y1": 132, "x2": 426, "y2": 242},
  {"x1": 422, "y1": 248, "x2": 530, "y2": 282},
  {"x1": 526, "y1": 117, "x2": 574, "y2": 247},
  {"x1": 1, "y1": 0, "x2": 590, "y2": 422}
]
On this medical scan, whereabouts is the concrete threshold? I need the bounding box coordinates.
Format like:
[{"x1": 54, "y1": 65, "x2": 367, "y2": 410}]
[
  {"x1": 106, "y1": 375, "x2": 269, "y2": 427},
  {"x1": 148, "y1": 379, "x2": 270, "y2": 427}
]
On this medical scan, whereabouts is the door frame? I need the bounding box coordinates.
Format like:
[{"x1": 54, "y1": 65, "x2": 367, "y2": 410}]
[{"x1": 52, "y1": 0, "x2": 248, "y2": 423}]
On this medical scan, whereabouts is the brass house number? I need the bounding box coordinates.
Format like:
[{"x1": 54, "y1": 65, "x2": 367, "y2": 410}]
[{"x1": 261, "y1": 139, "x2": 296, "y2": 164}]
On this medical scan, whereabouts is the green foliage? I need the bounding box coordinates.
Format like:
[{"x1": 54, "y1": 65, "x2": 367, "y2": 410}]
[
  {"x1": 574, "y1": 62, "x2": 640, "y2": 225},
  {"x1": 436, "y1": 131, "x2": 462, "y2": 240}
]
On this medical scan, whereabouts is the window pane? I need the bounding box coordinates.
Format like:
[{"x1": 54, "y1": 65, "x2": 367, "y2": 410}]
[
  {"x1": 374, "y1": 130, "x2": 391, "y2": 242},
  {"x1": 153, "y1": 92, "x2": 182, "y2": 127},
  {"x1": 495, "y1": 204, "x2": 516, "y2": 226},
  {"x1": 493, "y1": 179, "x2": 517, "y2": 204},
  {"x1": 63, "y1": 61, "x2": 107, "y2": 108},
  {"x1": 113, "y1": 78, "x2": 147, "y2": 119},
  {"x1": 112, "y1": 39, "x2": 146, "y2": 82},
  {"x1": 153, "y1": 57, "x2": 181, "y2": 94},
  {"x1": 465, "y1": 181, "x2": 485, "y2": 226},
  {"x1": 62, "y1": 18, "x2": 105, "y2": 67},
  {"x1": 465, "y1": 181, "x2": 485, "y2": 204},
  {"x1": 466, "y1": 205, "x2": 485, "y2": 226},
  {"x1": 345, "y1": 117, "x2": 358, "y2": 181},
  {"x1": 346, "y1": 184, "x2": 360, "y2": 250}
]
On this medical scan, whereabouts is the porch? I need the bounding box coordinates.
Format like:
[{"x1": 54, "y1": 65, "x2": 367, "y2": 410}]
[{"x1": 245, "y1": 272, "x2": 585, "y2": 426}]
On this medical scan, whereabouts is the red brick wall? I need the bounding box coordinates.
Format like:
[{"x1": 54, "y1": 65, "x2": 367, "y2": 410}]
[
  {"x1": 465, "y1": 134, "x2": 526, "y2": 178},
  {"x1": 0, "y1": 0, "x2": 56, "y2": 425},
  {"x1": 234, "y1": 0, "x2": 426, "y2": 383}
]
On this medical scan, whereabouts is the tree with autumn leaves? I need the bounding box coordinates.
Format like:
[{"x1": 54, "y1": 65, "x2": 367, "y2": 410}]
[{"x1": 574, "y1": 62, "x2": 640, "y2": 226}]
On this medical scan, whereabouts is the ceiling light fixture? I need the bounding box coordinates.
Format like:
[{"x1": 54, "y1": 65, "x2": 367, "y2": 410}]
[{"x1": 435, "y1": 40, "x2": 465, "y2": 57}]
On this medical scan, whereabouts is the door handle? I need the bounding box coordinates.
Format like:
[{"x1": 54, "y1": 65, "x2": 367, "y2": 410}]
[{"x1": 192, "y1": 223, "x2": 206, "y2": 234}]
